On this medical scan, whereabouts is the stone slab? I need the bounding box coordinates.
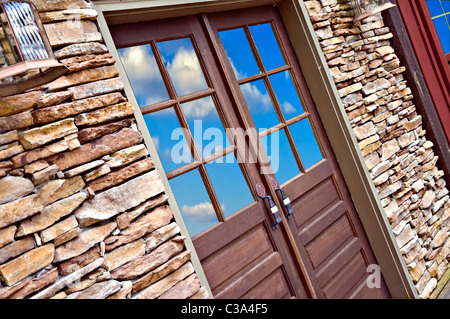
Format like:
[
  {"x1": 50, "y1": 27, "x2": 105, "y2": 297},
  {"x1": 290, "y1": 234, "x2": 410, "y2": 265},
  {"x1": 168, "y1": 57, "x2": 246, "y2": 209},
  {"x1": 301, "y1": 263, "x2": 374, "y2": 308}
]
[
  {"x1": 53, "y1": 222, "x2": 116, "y2": 263},
  {"x1": 45, "y1": 20, "x2": 102, "y2": 47},
  {"x1": 0, "y1": 195, "x2": 43, "y2": 229},
  {"x1": 0, "y1": 244, "x2": 54, "y2": 286},
  {"x1": 75, "y1": 169, "x2": 164, "y2": 226},
  {"x1": 0, "y1": 176, "x2": 34, "y2": 204},
  {"x1": 18, "y1": 118, "x2": 78, "y2": 150},
  {"x1": 47, "y1": 128, "x2": 142, "y2": 171}
]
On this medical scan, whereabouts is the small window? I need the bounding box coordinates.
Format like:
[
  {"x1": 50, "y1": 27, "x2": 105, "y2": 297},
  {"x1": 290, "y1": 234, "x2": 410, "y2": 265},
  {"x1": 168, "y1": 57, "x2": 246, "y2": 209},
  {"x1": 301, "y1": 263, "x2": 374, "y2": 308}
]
[
  {"x1": 426, "y1": 0, "x2": 450, "y2": 56},
  {"x1": 0, "y1": 0, "x2": 67, "y2": 96}
]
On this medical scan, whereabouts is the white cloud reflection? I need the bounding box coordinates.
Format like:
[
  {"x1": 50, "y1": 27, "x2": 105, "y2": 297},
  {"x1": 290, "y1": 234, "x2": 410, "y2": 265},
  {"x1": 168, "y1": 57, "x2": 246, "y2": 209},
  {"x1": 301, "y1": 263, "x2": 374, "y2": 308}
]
[
  {"x1": 181, "y1": 202, "x2": 225, "y2": 222},
  {"x1": 166, "y1": 47, "x2": 208, "y2": 96},
  {"x1": 118, "y1": 45, "x2": 168, "y2": 106}
]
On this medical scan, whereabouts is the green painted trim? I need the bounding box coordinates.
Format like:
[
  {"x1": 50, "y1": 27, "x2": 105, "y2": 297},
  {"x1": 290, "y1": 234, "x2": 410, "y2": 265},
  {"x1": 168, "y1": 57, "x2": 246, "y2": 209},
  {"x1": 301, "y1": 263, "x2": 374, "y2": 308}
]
[{"x1": 430, "y1": 267, "x2": 450, "y2": 299}]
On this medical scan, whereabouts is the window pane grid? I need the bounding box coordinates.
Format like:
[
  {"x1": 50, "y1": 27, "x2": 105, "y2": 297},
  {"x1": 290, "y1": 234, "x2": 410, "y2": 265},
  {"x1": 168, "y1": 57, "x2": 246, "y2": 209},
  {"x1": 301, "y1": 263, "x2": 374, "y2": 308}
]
[
  {"x1": 150, "y1": 40, "x2": 179, "y2": 101},
  {"x1": 238, "y1": 68, "x2": 323, "y2": 174},
  {"x1": 121, "y1": 36, "x2": 251, "y2": 234},
  {"x1": 426, "y1": 0, "x2": 450, "y2": 55},
  {"x1": 198, "y1": 163, "x2": 226, "y2": 223},
  {"x1": 223, "y1": 21, "x2": 325, "y2": 176},
  {"x1": 244, "y1": 25, "x2": 267, "y2": 73}
]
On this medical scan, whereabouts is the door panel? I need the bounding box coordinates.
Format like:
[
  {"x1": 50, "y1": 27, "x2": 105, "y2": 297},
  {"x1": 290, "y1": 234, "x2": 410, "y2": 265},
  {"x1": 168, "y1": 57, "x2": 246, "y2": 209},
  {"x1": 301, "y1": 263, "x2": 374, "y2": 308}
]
[
  {"x1": 194, "y1": 200, "x2": 305, "y2": 299},
  {"x1": 242, "y1": 267, "x2": 296, "y2": 299}
]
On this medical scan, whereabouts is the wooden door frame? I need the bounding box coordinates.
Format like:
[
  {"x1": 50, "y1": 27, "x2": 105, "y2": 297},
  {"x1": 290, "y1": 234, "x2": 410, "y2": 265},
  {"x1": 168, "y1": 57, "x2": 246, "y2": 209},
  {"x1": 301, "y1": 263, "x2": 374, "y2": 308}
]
[{"x1": 93, "y1": 0, "x2": 417, "y2": 299}]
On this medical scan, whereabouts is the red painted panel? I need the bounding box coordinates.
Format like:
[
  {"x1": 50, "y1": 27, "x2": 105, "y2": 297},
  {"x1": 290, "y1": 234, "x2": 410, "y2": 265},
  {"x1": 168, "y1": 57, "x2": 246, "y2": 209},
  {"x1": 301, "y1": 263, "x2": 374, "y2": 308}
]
[{"x1": 396, "y1": 0, "x2": 450, "y2": 142}]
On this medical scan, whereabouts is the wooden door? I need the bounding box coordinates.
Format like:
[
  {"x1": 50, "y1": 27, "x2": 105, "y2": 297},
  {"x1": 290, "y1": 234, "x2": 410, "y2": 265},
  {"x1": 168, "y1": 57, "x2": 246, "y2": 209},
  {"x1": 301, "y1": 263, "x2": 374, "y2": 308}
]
[{"x1": 110, "y1": 5, "x2": 391, "y2": 299}]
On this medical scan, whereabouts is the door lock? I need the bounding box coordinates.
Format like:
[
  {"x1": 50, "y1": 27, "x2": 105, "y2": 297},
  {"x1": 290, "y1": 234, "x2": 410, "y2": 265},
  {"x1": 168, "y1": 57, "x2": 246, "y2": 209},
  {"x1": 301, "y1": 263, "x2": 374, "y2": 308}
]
[
  {"x1": 270, "y1": 176, "x2": 294, "y2": 220},
  {"x1": 255, "y1": 183, "x2": 282, "y2": 230}
]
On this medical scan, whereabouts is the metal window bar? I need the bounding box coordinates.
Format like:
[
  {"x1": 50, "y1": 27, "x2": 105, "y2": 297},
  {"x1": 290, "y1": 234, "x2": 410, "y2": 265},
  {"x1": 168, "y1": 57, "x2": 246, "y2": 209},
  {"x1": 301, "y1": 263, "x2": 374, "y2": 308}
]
[{"x1": 3, "y1": 1, "x2": 48, "y2": 61}]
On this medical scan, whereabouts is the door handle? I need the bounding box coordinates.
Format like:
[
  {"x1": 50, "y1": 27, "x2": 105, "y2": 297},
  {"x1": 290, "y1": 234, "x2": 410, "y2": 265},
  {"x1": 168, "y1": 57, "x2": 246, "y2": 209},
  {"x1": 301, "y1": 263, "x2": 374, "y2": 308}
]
[
  {"x1": 255, "y1": 183, "x2": 282, "y2": 230},
  {"x1": 270, "y1": 176, "x2": 294, "y2": 220}
]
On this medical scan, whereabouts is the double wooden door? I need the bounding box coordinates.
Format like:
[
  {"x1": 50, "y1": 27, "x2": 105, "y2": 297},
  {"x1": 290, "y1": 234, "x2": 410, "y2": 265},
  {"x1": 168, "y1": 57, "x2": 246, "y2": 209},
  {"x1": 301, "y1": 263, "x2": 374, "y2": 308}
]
[{"x1": 111, "y1": 5, "x2": 391, "y2": 299}]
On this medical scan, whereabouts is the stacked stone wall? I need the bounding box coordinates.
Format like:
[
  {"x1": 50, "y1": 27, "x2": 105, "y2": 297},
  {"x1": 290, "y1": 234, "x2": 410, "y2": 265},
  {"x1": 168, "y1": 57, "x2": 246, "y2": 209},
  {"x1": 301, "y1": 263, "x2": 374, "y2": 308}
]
[
  {"x1": 0, "y1": 0, "x2": 208, "y2": 299},
  {"x1": 304, "y1": 0, "x2": 450, "y2": 298}
]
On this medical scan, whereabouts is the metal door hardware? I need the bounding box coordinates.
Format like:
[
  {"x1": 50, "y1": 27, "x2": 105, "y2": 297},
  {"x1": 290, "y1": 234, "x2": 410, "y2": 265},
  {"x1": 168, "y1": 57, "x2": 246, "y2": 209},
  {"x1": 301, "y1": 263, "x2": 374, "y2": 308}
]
[
  {"x1": 270, "y1": 176, "x2": 294, "y2": 219},
  {"x1": 255, "y1": 183, "x2": 282, "y2": 229}
]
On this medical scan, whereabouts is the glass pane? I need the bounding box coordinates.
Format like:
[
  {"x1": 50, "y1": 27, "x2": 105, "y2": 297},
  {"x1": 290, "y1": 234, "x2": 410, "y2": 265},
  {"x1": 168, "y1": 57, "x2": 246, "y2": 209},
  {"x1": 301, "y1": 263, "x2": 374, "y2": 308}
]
[
  {"x1": 169, "y1": 169, "x2": 218, "y2": 237},
  {"x1": 433, "y1": 16, "x2": 450, "y2": 54},
  {"x1": 289, "y1": 118, "x2": 324, "y2": 170},
  {"x1": 219, "y1": 28, "x2": 260, "y2": 80},
  {"x1": 427, "y1": 0, "x2": 444, "y2": 16},
  {"x1": 240, "y1": 79, "x2": 279, "y2": 131},
  {"x1": 118, "y1": 45, "x2": 170, "y2": 107},
  {"x1": 181, "y1": 96, "x2": 230, "y2": 158},
  {"x1": 442, "y1": 1, "x2": 450, "y2": 13},
  {"x1": 143, "y1": 108, "x2": 193, "y2": 173},
  {"x1": 260, "y1": 129, "x2": 300, "y2": 185},
  {"x1": 269, "y1": 71, "x2": 305, "y2": 121},
  {"x1": 205, "y1": 160, "x2": 254, "y2": 218},
  {"x1": 249, "y1": 23, "x2": 286, "y2": 71},
  {"x1": 157, "y1": 38, "x2": 208, "y2": 97}
]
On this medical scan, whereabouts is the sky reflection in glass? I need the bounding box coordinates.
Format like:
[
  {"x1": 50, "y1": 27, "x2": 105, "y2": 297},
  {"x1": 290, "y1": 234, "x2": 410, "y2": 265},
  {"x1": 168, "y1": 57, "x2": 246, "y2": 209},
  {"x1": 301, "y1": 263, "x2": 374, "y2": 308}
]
[
  {"x1": 143, "y1": 108, "x2": 192, "y2": 173},
  {"x1": 260, "y1": 130, "x2": 300, "y2": 185},
  {"x1": 157, "y1": 38, "x2": 209, "y2": 96},
  {"x1": 240, "y1": 79, "x2": 279, "y2": 131},
  {"x1": 269, "y1": 71, "x2": 305, "y2": 120},
  {"x1": 289, "y1": 119, "x2": 323, "y2": 170},
  {"x1": 119, "y1": 23, "x2": 325, "y2": 236},
  {"x1": 181, "y1": 96, "x2": 230, "y2": 156},
  {"x1": 169, "y1": 169, "x2": 218, "y2": 237},
  {"x1": 118, "y1": 45, "x2": 169, "y2": 107},
  {"x1": 206, "y1": 160, "x2": 254, "y2": 218},
  {"x1": 219, "y1": 28, "x2": 260, "y2": 79},
  {"x1": 250, "y1": 23, "x2": 286, "y2": 71}
]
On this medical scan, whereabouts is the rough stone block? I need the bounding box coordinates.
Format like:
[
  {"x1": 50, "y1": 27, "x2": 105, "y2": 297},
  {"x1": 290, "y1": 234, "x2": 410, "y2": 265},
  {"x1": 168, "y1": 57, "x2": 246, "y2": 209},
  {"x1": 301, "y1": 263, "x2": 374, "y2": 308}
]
[
  {"x1": 45, "y1": 20, "x2": 102, "y2": 47},
  {"x1": 102, "y1": 239, "x2": 146, "y2": 271},
  {"x1": 54, "y1": 222, "x2": 116, "y2": 263},
  {"x1": 16, "y1": 192, "x2": 86, "y2": 237},
  {"x1": 74, "y1": 101, "x2": 134, "y2": 127},
  {"x1": 32, "y1": 92, "x2": 126, "y2": 125},
  {"x1": 0, "y1": 195, "x2": 43, "y2": 229},
  {"x1": 75, "y1": 169, "x2": 164, "y2": 226},
  {"x1": 111, "y1": 236, "x2": 185, "y2": 281},
  {"x1": 0, "y1": 91, "x2": 42, "y2": 117},
  {"x1": 0, "y1": 225, "x2": 16, "y2": 249},
  {"x1": 47, "y1": 128, "x2": 142, "y2": 171},
  {"x1": 0, "y1": 112, "x2": 34, "y2": 134},
  {"x1": 54, "y1": 42, "x2": 108, "y2": 59},
  {"x1": 0, "y1": 176, "x2": 34, "y2": 205},
  {"x1": 18, "y1": 118, "x2": 78, "y2": 150},
  {"x1": 132, "y1": 261, "x2": 194, "y2": 299},
  {"x1": 88, "y1": 158, "x2": 154, "y2": 192},
  {"x1": 0, "y1": 244, "x2": 54, "y2": 286},
  {"x1": 46, "y1": 65, "x2": 119, "y2": 92},
  {"x1": 69, "y1": 78, "x2": 124, "y2": 100},
  {"x1": 39, "y1": 215, "x2": 78, "y2": 243}
]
